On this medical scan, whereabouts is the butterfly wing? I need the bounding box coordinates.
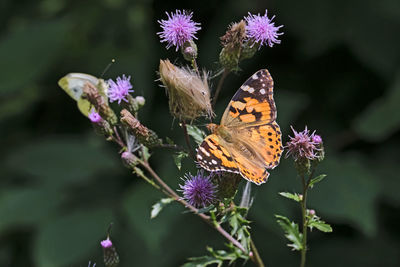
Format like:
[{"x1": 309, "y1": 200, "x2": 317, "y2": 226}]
[
  {"x1": 58, "y1": 73, "x2": 108, "y2": 117},
  {"x1": 221, "y1": 69, "x2": 276, "y2": 128},
  {"x1": 196, "y1": 134, "x2": 239, "y2": 174}
]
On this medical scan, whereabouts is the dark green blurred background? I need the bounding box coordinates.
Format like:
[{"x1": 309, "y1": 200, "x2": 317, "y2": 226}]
[{"x1": 1, "y1": 0, "x2": 400, "y2": 266}]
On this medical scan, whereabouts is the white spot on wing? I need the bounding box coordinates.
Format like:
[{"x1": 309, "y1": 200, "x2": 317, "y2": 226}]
[
  {"x1": 211, "y1": 159, "x2": 217, "y2": 165},
  {"x1": 199, "y1": 147, "x2": 210, "y2": 157},
  {"x1": 260, "y1": 89, "x2": 266, "y2": 95},
  {"x1": 248, "y1": 87, "x2": 255, "y2": 93},
  {"x1": 252, "y1": 73, "x2": 258, "y2": 79}
]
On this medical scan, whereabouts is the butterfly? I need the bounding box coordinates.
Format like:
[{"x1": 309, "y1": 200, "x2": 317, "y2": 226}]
[
  {"x1": 196, "y1": 69, "x2": 283, "y2": 185},
  {"x1": 58, "y1": 73, "x2": 108, "y2": 117}
]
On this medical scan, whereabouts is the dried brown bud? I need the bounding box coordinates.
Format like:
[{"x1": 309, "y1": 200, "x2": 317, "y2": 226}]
[
  {"x1": 159, "y1": 59, "x2": 213, "y2": 121},
  {"x1": 83, "y1": 82, "x2": 117, "y2": 125},
  {"x1": 120, "y1": 109, "x2": 162, "y2": 147},
  {"x1": 220, "y1": 20, "x2": 246, "y2": 49}
]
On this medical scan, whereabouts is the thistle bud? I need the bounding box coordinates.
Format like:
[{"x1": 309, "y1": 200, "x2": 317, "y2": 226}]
[
  {"x1": 83, "y1": 82, "x2": 118, "y2": 125},
  {"x1": 159, "y1": 59, "x2": 213, "y2": 121},
  {"x1": 101, "y1": 238, "x2": 120, "y2": 267},
  {"x1": 120, "y1": 109, "x2": 162, "y2": 147},
  {"x1": 122, "y1": 95, "x2": 146, "y2": 116},
  {"x1": 88, "y1": 109, "x2": 113, "y2": 137},
  {"x1": 121, "y1": 151, "x2": 138, "y2": 168},
  {"x1": 213, "y1": 172, "x2": 241, "y2": 200},
  {"x1": 181, "y1": 40, "x2": 198, "y2": 61},
  {"x1": 219, "y1": 21, "x2": 246, "y2": 72}
]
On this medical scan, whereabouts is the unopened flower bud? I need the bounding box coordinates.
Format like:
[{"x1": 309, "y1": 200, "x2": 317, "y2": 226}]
[
  {"x1": 213, "y1": 172, "x2": 241, "y2": 199},
  {"x1": 123, "y1": 95, "x2": 146, "y2": 116},
  {"x1": 89, "y1": 109, "x2": 113, "y2": 137},
  {"x1": 308, "y1": 209, "x2": 316, "y2": 216},
  {"x1": 181, "y1": 40, "x2": 198, "y2": 61},
  {"x1": 83, "y1": 82, "x2": 118, "y2": 125},
  {"x1": 101, "y1": 238, "x2": 119, "y2": 267},
  {"x1": 298, "y1": 194, "x2": 303, "y2": 201},
  {"x1": 159, "y1": 59, "x2": 213, "y2": 121},
  {"x1": 219, "y1": 21, "x2": 246, "y2": 72},
  {"x1": 120, "y1": 109, "x2": 162, "y2": 147},
  {"x1": 121, "y1": 151, "x2": 138, "y2": 168}
]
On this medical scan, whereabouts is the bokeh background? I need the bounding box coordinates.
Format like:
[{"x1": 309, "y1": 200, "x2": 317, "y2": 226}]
[{"x1": 1, "y1": 0, "x2": 400, "y2": 266}]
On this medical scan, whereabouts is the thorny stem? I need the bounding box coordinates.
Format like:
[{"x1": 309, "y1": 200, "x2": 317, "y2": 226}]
[
  {"x1": 212, "y1": 68, "x2": 229, "y2": 107},
  {"x1": 181, "y1": 121, "x2": 196, "y2": 160}
]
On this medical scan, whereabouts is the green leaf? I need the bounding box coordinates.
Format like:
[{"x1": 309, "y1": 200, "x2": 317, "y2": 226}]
[
  {"x1": 165, "y1": 137, "x2": 174, "y2": 145},
  {"x1": 186, "y1": 125, "x2": 206, "y2": 145},
  {"x1": 309, "y1": 220, "x2": 333, "y2": 233},
  {"x1": 279, "y1": 192, "x2": 302, "y2": 202},
  {"x1": 172, "y1": 151, "x2": 188, "y2": 170},
  {"x1": 309, "y1": 174, "x2": 327, "y2": 188},
  {"x1": 275, "y1": 214, "x2": 303, "y2": 251},
  {"x1": 141, "y1": 146, "x2": 151, "y2": 161},
  {"x1": 354, "y1": 71, "x2": 400, "y2": 141},
  {"x1": 182, "y1": 256, "x2": 222, "y2": 267},
  {"x1": 150, "y1": 198, "x2": 174, "y2": 219}
]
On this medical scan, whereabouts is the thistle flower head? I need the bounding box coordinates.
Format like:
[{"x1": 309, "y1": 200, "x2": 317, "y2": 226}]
[
  {"x1": 157, "y1": 10, "x2": 201, "y2": 51},
  {"x1": 179, "y1": 171, "x2": 217, "y2": 208},
  {"x1": 245, "y1": 10, "x2": 283, "y2": 48},
  {"x1": 107, "y1": 75, "x2": 134, "y2": 104},
  {"x1": 88, "y1": 109, "x2": 102, "y2": 123},
  {"x1": 285, "y1": 126, "x2": 321, "y2": 161},
  {"x1": 101, "y1": 238, "x2": 120, "y2": 267},
  {"x1": 159, "y1": 59, "x2": 213, "y2": 121}
]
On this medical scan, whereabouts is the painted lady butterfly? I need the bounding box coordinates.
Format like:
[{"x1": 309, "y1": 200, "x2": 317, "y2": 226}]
[{"x1": 196, "y1": 69, "x2": 283, "y2": 185}]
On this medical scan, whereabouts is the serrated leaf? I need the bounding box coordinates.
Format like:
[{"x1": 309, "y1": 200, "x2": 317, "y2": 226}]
[
  {"x1": 172, "y1": 151, "x2": 188, "y2": 170},
  {"x1": 308, "y1": 220, "x2": 333, "y2": 233},
  {"x1": 279, "y1": 192, "x2": 302, "y2": 202},
  {"x1": 309, "y1": 174, "x2": 327, "y2": 188},
  {"x1": 182, "y1": 256, "x2": 222, "y2": 267},
  {"x1": 150, "y1": 198, "x2": 174, "y2": 219},
  {"x1": 275, "y1": 214, "x2": 303, "y2": 251},
  {"x1": 186, "y1": 125, "x2": 206, "y2": 145}
]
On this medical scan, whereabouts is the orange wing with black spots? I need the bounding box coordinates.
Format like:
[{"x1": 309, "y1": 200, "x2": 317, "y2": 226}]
[
  {"x1": 196, "y1": 69, "x2": 283, "y2": 185},
  {"x1": 221, "y1": 69, "x2": 276, "y2": 127}
]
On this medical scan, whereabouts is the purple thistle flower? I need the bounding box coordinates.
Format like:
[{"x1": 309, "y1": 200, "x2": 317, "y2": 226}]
[
  {"x1": 244, "y1": 10, "x2": 283, "y2": 48},
  {"x1": 157, "y1": 10, "x2": 201, "y2": 51},
  {"x1": 88, "y1": 109, "x2": 102, "y2": 123},
  {"x1": 285, "y1": 126, "x2": 321, "y2": 161},
  {"x1": 107, "y1": 75, "x2": 134, "y2": 104},
  {"x1": 100, "y1": 238, "x2": 113, "y2": 248},
  {"x1": 179, "y1": 171, "x2": 217, "y2": 208},
  {"x1": 312, "y1": 134, "x2": 323, "y2": 144}
]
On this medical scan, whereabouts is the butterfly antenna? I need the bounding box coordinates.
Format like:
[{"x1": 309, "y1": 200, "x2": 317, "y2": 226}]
[{"x1": 100, "y1": 59, "x2": 116, "y2": 78}]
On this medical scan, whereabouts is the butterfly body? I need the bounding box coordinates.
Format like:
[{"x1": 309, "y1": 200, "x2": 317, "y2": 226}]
[{"x1": 197, "y1": 69, "x2": 283, "y2": 185}]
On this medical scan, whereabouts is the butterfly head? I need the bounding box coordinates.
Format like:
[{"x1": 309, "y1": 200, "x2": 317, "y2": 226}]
[{"x1": 206, "y1": 123, "x2": 218, "y2": 133}]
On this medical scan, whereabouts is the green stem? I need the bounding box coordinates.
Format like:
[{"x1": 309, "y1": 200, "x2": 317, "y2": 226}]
[
  {"x1": 250, "y1": 239, "x2": 265, "y2": 267},
  {"x1": 300, "y1": 174, "x2": 308, "y2": 267}
]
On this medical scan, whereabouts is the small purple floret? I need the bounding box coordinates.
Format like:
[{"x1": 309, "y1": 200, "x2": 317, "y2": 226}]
[
  {"x1": 100, "y1": 239, "x2": 113, "y2": 248},
  {"x1": 285, "y1": 126, "x2": 321, "y2": 161},
  {"x1": 88, "y1": 109, "x2": 102, "y2": 123},
  {"x1": 107, "y1": 75, "x2": 133, "y2": 104},
  {"x1": 157, "y1": 10, "x2": 201, "y2": 51},
  {"x1": 312, "y1": 134, "x2": 323, "y2": 144},
  {"x1": 179, "y1": 171, "x2": 216, "y2": 208},
  {"x1": 245, "y1": 10, "x2": 283, "y2": 48}
]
